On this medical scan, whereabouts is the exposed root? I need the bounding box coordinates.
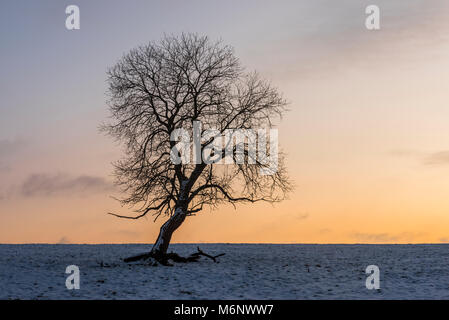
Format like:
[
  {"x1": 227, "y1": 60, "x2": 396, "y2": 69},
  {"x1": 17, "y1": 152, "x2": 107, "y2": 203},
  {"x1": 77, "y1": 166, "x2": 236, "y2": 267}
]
[{"x1": 123, "y1": 246, "x2": 225, "y2": 266}]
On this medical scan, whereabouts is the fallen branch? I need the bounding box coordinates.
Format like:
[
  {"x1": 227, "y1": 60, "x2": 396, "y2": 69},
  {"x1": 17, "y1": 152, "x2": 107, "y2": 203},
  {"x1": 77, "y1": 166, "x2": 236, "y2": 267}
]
[
  {"x1": 188, "y1": 247, "x2": 225, "y2": 263},
  {"x1": 123, "y1": 246, "x2": 225, "y2": 265}
]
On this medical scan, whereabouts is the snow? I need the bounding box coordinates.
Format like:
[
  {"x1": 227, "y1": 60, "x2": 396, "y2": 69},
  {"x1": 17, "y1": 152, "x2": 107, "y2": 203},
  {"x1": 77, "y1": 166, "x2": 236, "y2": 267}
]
[{"x1": 1, "y1": 244, "x2": 448, "y2": 299}]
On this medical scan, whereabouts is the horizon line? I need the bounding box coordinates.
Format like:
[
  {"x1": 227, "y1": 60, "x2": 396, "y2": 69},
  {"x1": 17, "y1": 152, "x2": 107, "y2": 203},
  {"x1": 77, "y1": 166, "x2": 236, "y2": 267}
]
[{"x1": 1, "y1": 242, "x2": 448, "y2": 245}]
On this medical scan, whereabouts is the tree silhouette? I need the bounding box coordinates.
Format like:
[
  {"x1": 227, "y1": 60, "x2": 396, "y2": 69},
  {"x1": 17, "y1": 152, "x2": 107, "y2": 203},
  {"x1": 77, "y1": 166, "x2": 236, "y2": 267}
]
[{"x1": 102, "y1": 33, "x2": 291, "y2": 264}]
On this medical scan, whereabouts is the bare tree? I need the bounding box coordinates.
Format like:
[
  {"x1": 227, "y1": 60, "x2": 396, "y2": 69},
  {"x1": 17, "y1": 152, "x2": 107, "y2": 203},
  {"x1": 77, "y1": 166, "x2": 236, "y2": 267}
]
[{"x1": 102, "y1": 33, "x2": 291, "y2": 264}]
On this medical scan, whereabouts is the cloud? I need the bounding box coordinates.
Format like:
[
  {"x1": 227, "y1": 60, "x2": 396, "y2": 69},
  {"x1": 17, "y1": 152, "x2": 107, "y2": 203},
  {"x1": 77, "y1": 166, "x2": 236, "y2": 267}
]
[
  {"x1": 351, "y1": 232, "x2": 426, "y2": 243},
  {"x1": 0, "y1": 138, "x2": 27, "y2": 158},
  {"x1": 352, "y1": 232, "x2": 399, "y2": 243},
  {"x1": 388, "y1": 149, "x2": 424, "y2": 158},
  {"x1": 389, "y1": 149, "x2": 449, "y2": 166},
  {"x1": 281, "y1": 212, "x2": 309, "y2": 221},
  {"x1": 423, "y1": 151, "x2": 449, "y2": 166},
  {"x1": 0, "y1": 138, "x2": 27, "y2": 172},
  {"x1": 0, "y1": 163, "x2": 11, "y2": 172},
  {"x1": 293, "y1": 213, "x2": 309, "y2": 220},
  {"x1": 20, "y1": 173, "x2": 115, "y2": 197},
  {"x1": 251, "y1": 0, "x2": 449, "y2": 84},
  {"x1": 439, "y1": 238, "x2": 449, "y2": 243}
]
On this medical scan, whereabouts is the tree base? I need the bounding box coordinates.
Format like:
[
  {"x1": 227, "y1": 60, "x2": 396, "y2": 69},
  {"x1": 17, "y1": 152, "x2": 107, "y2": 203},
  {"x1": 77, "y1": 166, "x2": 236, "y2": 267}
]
[{"x1": 123, "y1": 247, "x2": 225, "y2": 266}]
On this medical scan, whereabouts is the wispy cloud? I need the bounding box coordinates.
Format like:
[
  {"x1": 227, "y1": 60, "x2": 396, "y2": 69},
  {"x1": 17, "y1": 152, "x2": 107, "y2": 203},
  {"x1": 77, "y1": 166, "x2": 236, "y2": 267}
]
[
  {"x1": 0, "y1": 138, "x2": 27, "y2": 172},
  {"x1": 20, "y1": 173, "x2": 115, "y2": 197},
  {"x1": 0, "y1": 138, "x2": 27, "y2": 157},
  {"x1": 423, "y1": 151, "x2": 449, "y2": 166},
  {"x1": 389, "y1": 149, "x2": 449, "y2": 166},
  {"x1": 351, "y1": 232, "x2": 426, "y2": 243},
  {"x1": 294, "y1": 213, "x2": 309, "y2": 220},
  {"x1": 352, "y1": 232, "x2": 399, "y2": 242},
  {"x1": 388, "y1": 149, "x2": 424, "y2": 158}
]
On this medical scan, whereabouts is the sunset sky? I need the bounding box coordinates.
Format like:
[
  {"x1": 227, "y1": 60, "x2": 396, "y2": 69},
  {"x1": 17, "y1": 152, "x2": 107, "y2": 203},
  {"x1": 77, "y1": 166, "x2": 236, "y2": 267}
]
[{"x1": 1, "y1": 0, "x2": 449, "y2": 244}]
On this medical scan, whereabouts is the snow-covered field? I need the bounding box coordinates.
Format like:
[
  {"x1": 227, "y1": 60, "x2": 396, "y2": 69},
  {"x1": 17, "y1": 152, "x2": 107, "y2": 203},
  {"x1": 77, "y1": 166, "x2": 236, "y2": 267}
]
[{"x1": 1, "y1": 244, "x2": 448, "y2": 299}]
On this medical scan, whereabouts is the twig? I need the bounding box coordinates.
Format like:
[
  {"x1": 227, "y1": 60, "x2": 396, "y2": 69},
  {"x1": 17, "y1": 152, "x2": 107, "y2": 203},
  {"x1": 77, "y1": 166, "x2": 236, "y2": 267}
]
[{"x1": 189, "y1": 246, "x2": 225, "y2": 263}]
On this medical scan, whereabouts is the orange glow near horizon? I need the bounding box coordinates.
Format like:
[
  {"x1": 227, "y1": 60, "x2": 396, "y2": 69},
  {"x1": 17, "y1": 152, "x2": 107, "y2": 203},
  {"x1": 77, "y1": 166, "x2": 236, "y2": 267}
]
[{"x1": 1, "y1": 2, "x2": 449, "y2": 244}]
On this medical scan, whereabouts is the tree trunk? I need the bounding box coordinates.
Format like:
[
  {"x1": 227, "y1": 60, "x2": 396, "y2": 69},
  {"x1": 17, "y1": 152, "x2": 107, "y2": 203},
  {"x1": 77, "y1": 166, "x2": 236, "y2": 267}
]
[
  {"x1": 150, "y1": 206, "x2": 187, "y2": 257},
  {"x1": 123, "y1": 204, "x2": 225, "y2": 265}
]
